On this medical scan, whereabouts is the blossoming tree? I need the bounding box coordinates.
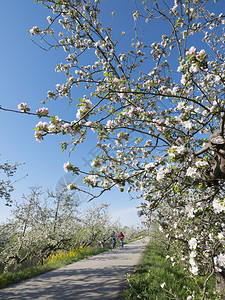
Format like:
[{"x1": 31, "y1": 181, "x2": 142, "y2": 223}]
[
  {"x1": 0, "y1": 186, "x2": 113, "y2": 271},
  {"x1": 7, "y1": 0, "x2": 225, "y2": 297},
  {"x1": 0, "y1": 158, "x2": 19, "y2": 206}
]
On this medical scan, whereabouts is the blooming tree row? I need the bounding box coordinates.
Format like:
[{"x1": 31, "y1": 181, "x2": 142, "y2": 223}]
[{"x1": 0, "y1": 186, "x2": 138, "y2": 272}]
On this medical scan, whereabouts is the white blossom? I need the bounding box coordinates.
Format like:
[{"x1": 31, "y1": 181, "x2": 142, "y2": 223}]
[
  {"x1": 213, "y1": 199, "x2": 225, "y2": 213},
  {"x1": 145, "y1": 162, "x2": 155, "y2": 170},
  {"x1": 189, "y1": 238, "x2": 197, "y2": 250},
  {"x1": 186, "y1": 167, "x2": 199, "y2": 179},
  {"x1": 182, "y1": 120, "x2": 193, "y2": 131}
]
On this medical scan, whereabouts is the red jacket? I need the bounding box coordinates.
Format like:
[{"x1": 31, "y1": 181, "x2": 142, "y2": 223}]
[{"x1": 118, "y1": 233, "x2": 124, "y2": 239}]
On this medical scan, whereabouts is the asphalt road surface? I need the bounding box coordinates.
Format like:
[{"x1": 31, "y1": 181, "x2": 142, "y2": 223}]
[{"x1": 0, "y1": 237, "x2": 149, "y2": 300}]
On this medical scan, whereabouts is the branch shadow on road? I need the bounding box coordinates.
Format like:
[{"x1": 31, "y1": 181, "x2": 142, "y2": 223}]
[
  {"x1": 0, "y1": 239, "x2": 149, "y2": 300},
  {"x1": 0, "y1": 264, "x2": 133, "y2": 300}
]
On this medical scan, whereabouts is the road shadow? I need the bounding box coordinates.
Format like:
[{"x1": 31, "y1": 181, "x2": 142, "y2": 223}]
[{"x1": 0, "y1": 238, "x2": 149, "y2": 300}]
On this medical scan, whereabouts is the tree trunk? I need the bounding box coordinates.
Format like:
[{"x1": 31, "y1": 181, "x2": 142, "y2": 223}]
[{"x1": 216, "y1": 269, "x2": 225, "y2": 298}]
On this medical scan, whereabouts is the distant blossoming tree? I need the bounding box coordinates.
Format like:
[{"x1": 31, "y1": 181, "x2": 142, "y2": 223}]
[{"x1": 0, "y1": 158, "x2": 19, "y2": 206}]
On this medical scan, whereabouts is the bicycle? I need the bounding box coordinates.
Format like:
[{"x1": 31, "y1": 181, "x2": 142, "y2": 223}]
[
  {"x1": 119, "y1": 238, "x2": 123, "y2": 250},
  {"x1": 111, "y1": 237, "x2": 116, "y2": 250}
]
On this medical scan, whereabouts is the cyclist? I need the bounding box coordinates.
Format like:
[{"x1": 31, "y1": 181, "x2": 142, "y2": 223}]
[
  {"x1": 110, "y1": 230, "x2": 117, "y2": 250},
  {"x1": 118, "y1": 232, "x2": 124, "y2": 249}
]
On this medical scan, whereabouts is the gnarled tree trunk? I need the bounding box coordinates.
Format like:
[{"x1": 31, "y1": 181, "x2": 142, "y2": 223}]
[{"x1": 216, "y1": 269, "x2": 225, "y2": 298}]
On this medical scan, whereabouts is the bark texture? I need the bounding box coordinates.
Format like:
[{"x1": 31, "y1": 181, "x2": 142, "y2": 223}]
[{"x1": 216, "y1": 269, "x2": 225, "y2": 298}]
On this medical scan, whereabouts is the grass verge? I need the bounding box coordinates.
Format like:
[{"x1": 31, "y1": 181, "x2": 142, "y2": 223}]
[
  {"x1": 122, "y1": 242, "x2": 216, "y2": 300},
  {"x1": 0, "y1": 245, "x2": 111, "y2": 289}
]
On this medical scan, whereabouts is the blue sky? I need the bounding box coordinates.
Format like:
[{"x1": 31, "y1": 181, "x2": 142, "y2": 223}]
[{"x1": 0, "y1": 0, "x2": 145, "y2": 227}]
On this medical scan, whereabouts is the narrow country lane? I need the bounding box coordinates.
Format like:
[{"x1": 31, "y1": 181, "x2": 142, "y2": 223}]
[{"x1": 0, "y1": 238, "x2": 149, "y2": 300}]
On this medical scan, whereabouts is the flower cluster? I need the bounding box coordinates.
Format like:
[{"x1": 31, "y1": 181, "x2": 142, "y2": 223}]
[
  {"x1": 36, "y1": 107, "x2": 49, "y2": 118},
  {"x1": 29, "y1": 26, "x2": 41, "y2": 36},
  {"x1": 179, "y1": 46, "x2": 209, "y2": 84},
  {"x1": 63, "y1": 161, "x2": 73, "y2": 172},
  {"x1": 156, "y1": 165, "x2": 172, "y2": 182},
  {"x1": 168, "y1": 145, "x2": 191, "y2": 162},
  {"x1": 76, "y1": 98, "x2": 92, "y2": 120},
  {"x1": 34, "y1": 121, "x2": 49, "y2": 142},
  {"x1": 213, "y1": 198, "x2": 225, "y2": 213},
  {"x1": 18, "y1": 102, "x2": 30, "y2": 113},
  {"x1": 83, "y1": 174, "x2": 98, "y2": 187}
]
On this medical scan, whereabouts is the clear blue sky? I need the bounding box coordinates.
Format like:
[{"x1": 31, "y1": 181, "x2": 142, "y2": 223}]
[{"x1": 0, "y1": 0, "x2": 145, "y2": 227}]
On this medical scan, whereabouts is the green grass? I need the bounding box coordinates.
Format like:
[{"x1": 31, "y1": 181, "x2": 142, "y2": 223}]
[
  {"x1": 122, "y1": 242, "x2": 216, "y2": 300},
  {"x1": 0, "y1": 244, "x2": 111, "y2": 289}
]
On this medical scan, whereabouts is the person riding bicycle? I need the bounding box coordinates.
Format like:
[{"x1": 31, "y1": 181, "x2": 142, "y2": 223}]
[
  {"x1": 110, "y1": 230, "x2": 117, "y2": 249},
  {"x1": 118, "y1": 232, "x2": 124, "y2": 248}
]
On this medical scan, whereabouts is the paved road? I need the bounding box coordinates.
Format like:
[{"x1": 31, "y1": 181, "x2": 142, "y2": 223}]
[{"x1": 0, "y1": 238, "x2": 149, "y2": 300}]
